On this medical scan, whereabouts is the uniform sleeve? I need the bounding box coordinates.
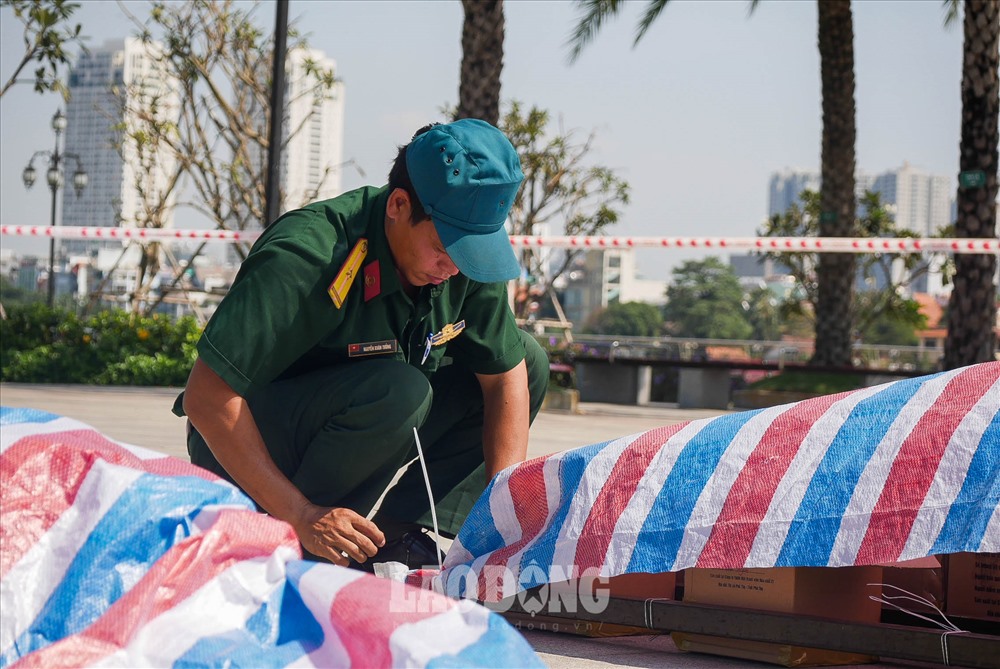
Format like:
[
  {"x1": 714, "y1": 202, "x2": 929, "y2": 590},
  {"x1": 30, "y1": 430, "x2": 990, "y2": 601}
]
[
  {"x1": 448, "y1": 280, "x2": 526, "y2": 375},
  {"x1": 197, "y1": 215, "x2": 344, "y2": 398}
]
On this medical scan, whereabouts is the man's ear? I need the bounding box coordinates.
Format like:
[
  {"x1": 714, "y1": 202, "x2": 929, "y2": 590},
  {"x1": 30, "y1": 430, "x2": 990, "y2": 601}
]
[{"x1": 386, "y1": 188, "x2": 411, "y2": 222}]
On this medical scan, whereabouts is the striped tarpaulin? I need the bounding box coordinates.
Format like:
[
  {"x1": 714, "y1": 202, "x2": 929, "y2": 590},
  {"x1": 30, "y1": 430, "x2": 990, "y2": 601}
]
[
  {"x1": 0, "y1": 408, "x2": 541, "y2": 668},
  {"x1": 440, "y1": 362, "x2": 1000, "y2": 602}
]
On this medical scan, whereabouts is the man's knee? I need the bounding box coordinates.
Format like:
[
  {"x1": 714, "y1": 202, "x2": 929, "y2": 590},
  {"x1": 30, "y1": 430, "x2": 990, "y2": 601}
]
[{"x1": 355, "y1": 361, "x2": 434, "y2": 434}]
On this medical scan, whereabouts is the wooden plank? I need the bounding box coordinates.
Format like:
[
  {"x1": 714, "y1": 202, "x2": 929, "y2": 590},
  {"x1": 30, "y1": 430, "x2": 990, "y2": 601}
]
[{"x1": 488, "y1": 596, "x2": 1000, "y2": 669}]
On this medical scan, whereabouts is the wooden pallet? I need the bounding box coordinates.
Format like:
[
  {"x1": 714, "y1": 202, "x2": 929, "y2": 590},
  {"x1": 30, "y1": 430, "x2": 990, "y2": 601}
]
[{"x1": 490, "y1": 595, "x2": 1000, "y2": 669}]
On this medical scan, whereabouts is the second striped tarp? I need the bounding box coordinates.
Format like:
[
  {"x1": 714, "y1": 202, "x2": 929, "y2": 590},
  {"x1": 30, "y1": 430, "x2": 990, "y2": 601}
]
[{"x1": 440, "y1": 362, "x2": 1000, "y2": 601}]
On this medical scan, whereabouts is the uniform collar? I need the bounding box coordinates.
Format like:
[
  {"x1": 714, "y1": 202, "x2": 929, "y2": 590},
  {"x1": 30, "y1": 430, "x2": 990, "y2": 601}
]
[
  {"x1": 367, "y1": 187, "x2": 402, "y2": 298},
  {"x1": 368, "y1": 186, "x2": 446, "y2": 301}
]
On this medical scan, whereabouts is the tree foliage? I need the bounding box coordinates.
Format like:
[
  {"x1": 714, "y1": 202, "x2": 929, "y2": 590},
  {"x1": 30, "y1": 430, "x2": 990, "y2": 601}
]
[
  {"x1": 107, "y1": 0, "x2": 339, "y2": 317},
  {"x1": 565, "y1": 0, "x2": 861, "y2": 367},
  {"x1": 0, "y1": 0, "x2": 86, "y2": 100},
  {"x1": 757, "y1": 189, "x2": 931, "y2": 343},
  {"x1": 662, "y1": 257, "x2": 753, "y2": 339},
  {"x1": 131, "y1": 0, "x2": 338, "y2": 240},
  {"x1": 582, "y1": 301, "x2": 663, "y2": 336},
  {"x1": 501, "y1": 100, "x2": 630, "y2": 320},
  {"x1": 0, "y1": 275, "x2": 41, "y2": 306},
  {"x1": 567, "y1": 0, "x2": 668, "y2": 63},
  {"x1": 743, "y1": 285, "x2": 784, "y2": 341}
]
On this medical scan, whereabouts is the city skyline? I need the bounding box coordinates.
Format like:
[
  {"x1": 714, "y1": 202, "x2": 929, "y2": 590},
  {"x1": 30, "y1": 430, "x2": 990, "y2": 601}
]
[
  {"x1": 251, "y1": 46, "x2": 347, "y2": 217},
  {"x1": 768, "y1": 163, "x2": 954, "y2": 237},
  {"x1": 61, "y1": 36, "x2": 179, "y2": 256},
  {"x1": 1, "y1": 1, "x2": 969, "y2": 279}
]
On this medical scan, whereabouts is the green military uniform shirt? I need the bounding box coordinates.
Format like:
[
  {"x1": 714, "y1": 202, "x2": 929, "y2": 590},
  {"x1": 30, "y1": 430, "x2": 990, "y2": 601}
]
[{"x1": 175, "y1": 186, "x2": 526, "y2": 410}]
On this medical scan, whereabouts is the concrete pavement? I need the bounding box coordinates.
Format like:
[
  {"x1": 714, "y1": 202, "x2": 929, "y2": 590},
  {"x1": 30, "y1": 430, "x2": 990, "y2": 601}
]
[
  {"x1": 0, "y1": 384, "x2": 924, "y2": 669},
  {"x1": 0, "y1": 383, "x2": 724, "y2": 462}
]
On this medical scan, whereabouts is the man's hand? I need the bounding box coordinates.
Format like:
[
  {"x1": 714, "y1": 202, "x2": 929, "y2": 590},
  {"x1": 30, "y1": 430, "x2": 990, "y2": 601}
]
[
  {"x1": 294, "y1": 504, "x2": 386, "y2": 567},
  {"x1": 184, "y1": 359, "x2": 386, "y2": 568}
]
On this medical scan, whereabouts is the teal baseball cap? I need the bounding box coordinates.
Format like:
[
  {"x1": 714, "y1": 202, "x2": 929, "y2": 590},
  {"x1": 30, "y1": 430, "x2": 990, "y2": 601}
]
[{"x1": 406, "y1": 119, "x2": 524, "y2": 283}]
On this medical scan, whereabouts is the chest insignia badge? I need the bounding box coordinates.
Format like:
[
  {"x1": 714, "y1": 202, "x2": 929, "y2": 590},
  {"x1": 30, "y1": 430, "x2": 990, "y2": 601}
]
[
  {"x1": 363, "y1": 260, "x2": 381, "y2": 302},
  {"x1": 328, "y1": 238, "x2": 368, "y2": 308},
  {"x1": 421, "y1": 320, "x2": 466, "y2": 365},
  {"x1": 430, "y1": 320, "x2": 466, "y2": 346}
]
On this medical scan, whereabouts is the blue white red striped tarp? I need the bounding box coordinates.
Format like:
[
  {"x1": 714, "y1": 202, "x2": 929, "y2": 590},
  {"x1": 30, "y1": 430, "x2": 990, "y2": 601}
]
[
  {"x1": 0, "y1": 408, "x2": 541, "y2": 668},
  {"x1": 440, "y1": 362, "x2": 1000, "y2": 602}
]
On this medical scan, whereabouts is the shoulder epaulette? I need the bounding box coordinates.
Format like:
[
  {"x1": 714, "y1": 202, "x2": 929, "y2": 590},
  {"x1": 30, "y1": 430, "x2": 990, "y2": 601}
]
[{"x1": 328, "y1": 238, "x2": 368, "y2": 308}]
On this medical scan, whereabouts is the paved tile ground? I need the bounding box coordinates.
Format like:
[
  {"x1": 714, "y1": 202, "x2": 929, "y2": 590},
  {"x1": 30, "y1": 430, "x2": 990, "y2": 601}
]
[{"x1": 0, "y1": 384, "x2": 932, "y2": 669}]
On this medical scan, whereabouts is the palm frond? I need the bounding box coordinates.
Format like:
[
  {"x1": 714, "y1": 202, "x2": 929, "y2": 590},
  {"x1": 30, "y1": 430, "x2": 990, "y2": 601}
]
[
  {"x1": 566, "y1": 0, "x2": 626, "y2": 63},
  {"x1": 634, "y1": 0, "x2": 671, "y2": 46},
  {"x1": 941, "y1": 0, "x2": 961, "y2": 27}
]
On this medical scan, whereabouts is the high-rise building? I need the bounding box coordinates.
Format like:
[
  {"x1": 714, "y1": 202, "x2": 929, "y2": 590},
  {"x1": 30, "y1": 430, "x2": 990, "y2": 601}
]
[
  {"x1": 280, "y1": 48, "x2": 346, "y2": 210},
  {"x1": 224, "y1": 47, "x2": 344, "y2": 266},
  {"x1": 870, "y1": 162, "x2": 952, "y2": 236},
  {"x1": 767, "y1": 165, "x2": 953, "y2": 233},
  {"x1": 766, "y1": 165, "x2": 955, "y2": 296},
  {"x1": 62, "y1": 38, "x2": 180, "y2": 256},
  {"x1": 245, "y1": 47, "x2": 346, "y2": 218},
  {"x1": 558, "y1": 249, "x2": 666, "y2": 328},
  {"x1": 767, "y1": 170, "x2": 820, "y2": 218}
]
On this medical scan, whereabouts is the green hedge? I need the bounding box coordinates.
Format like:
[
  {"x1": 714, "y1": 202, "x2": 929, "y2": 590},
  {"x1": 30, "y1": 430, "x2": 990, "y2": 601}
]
[
  {"x1": 747, "y1": 371, "x2": 864, "y2": 395},
  {"x1": 1, "y1": 304, "x2": 200, "y2": 386}
]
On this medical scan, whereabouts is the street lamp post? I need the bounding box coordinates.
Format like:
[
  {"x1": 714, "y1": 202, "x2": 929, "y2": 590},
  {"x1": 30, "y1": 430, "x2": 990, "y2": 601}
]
[{"x1": 22, "y1": 109, "x2": 88, "y2": 307}]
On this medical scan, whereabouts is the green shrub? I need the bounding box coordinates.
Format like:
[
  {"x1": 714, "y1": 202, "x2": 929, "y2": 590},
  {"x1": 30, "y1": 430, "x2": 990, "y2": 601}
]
[
  {"x1": 96, "y1": 353, "x2": 193, "y2": 386},
  {"x1": 536, "y1": 335, "x2": 578, "y2": 391},
  {"x1": 748, "y1": 371, "x2": 863, "y2": 395},
  {"x1": 1, "y1": 305, "x2": 200, "y2": 386}
]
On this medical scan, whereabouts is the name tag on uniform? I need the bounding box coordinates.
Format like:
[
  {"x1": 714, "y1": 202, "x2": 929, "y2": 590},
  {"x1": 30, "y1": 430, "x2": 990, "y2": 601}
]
[{"x1": 348, "y1": 339, "x2": 398, "y2": 357}]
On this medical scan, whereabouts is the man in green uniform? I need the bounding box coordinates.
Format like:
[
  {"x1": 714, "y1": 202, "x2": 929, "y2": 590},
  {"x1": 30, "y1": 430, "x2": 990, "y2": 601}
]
[{"x1": 175, "y1": 119, "x2": 548, "y2": 568}]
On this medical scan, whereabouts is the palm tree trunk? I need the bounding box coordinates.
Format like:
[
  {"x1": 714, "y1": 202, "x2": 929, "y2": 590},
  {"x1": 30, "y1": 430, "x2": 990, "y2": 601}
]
[
  {"x1": 458, "y1": 0, "x2": 504, "y2": 125},
  {"x1": 812, "y1": 0, "x2": 857, "y2": 368},
  {"x1": 944, "y1": 0, "x2": 999, "y2": 369}
]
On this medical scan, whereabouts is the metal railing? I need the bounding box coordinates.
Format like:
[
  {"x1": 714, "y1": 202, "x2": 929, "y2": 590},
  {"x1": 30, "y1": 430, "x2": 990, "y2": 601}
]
[{"x1": 538, "y1": 334, "x2": 943, "y2": 374}]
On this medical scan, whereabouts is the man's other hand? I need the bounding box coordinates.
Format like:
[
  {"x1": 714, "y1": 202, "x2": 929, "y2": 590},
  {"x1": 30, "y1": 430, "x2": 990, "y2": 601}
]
[{"x1": 295, "y1": 505, "x2": 385, "y2": 566}]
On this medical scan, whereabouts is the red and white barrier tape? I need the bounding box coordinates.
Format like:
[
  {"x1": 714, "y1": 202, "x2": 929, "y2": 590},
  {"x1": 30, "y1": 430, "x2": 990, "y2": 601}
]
[
  {"x1": 1, "y1": 225, "x2": 997, "y2": 254},
  {"x1": 508, "y1": 235, "x2": 999, "y2": 254},
  {"x1": 0, "y1": 225, "x2": 252, "y2": 242}
]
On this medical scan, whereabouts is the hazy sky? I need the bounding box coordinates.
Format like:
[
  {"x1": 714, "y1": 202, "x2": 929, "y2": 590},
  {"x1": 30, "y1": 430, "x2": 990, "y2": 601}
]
[{"x1": 0, "y1": 0, "x2": 965, "y2": 279}]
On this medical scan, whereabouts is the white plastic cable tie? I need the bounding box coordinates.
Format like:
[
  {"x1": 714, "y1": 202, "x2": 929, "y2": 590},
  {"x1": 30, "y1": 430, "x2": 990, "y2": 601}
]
[
  {"x1": 869, "y1": 582, "x2": 976, "y2": 666},
  {"x1": 643, "y1": 597, "x2": 673, "y2": 629},
  {"x1": 867, "y1": 582, "x2": 965, "y2": 633},
  {"x1": 413, "y1": 427, "x2": 444, "y2": 570},
  {"x1": 939, "y1": 629, "x2": 966, "y2": 666}
]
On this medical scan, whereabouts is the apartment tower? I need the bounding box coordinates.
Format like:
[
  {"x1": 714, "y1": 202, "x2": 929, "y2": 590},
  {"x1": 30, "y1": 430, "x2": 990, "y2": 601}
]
[{"x1": 61, "y1": 38, "x2": 179, "y2": 256}]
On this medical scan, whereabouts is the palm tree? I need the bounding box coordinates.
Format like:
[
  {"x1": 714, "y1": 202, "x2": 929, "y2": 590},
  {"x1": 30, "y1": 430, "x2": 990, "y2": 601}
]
[
  {"x1": 457, "y1": 0, "x2": 505, "y2": 125},
  {"x1": 568, "y1": 0, "x2": 858, "y2": 366},
  {"x1": 944, "y1": 0, "x2": 999, "y2": 369},
  {"x1": 812, "y1": 0, "x2": 857, "y2": 367}
]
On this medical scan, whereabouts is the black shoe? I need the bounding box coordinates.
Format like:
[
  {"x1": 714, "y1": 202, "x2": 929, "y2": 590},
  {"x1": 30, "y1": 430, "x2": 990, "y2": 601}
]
[{"x1": 351, "y1": 528, "x2": 442, "y2": 572}]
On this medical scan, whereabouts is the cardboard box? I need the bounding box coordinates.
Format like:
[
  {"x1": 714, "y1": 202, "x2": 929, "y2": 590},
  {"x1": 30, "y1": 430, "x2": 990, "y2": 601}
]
[
  {"x1": 502, "y1": 571, "x2": 678, "y2": 638},
  {"x1": 880, "y1": 556, "x2": 945, "y2": 619},
  {"x1": 945, "y1": 552, "x2": 1000, "y2": 622},
  {"x1": 672, "y1": 566, "x2": 882, "y2": 667},
  {"x1": 606, "y1": 570, "x2": 679, "y2": 602}
]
